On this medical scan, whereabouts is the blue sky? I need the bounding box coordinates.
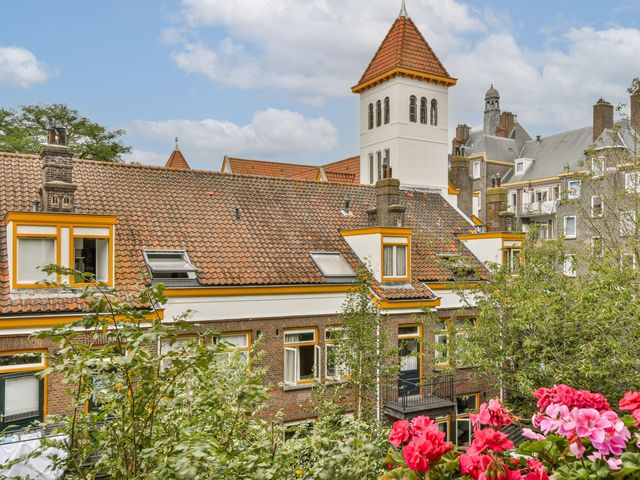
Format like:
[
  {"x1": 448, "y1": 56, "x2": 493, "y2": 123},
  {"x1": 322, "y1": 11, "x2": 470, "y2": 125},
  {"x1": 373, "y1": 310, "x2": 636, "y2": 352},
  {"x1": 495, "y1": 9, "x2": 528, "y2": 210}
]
[{"x1": 2, "y1": 1, "x2": 640, "y2": 170}]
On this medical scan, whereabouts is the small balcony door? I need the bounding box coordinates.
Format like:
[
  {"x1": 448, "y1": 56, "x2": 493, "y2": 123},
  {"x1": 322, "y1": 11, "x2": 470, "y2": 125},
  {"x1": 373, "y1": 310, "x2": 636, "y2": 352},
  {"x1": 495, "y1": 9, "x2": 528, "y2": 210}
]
[{"x1": 398, "y1": 325, "x2": 421, "y2": 397}]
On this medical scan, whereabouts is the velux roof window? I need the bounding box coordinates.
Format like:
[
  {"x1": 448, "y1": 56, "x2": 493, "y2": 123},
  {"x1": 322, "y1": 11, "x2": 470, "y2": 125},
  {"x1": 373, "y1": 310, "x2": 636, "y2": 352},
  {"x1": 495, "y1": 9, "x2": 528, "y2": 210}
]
[
  {"x1": 309, "y1": 252, "x2": 356, "y2": 283},
  {"x1": 143, "y1": 250, "x2": 198, "y2": 284}
]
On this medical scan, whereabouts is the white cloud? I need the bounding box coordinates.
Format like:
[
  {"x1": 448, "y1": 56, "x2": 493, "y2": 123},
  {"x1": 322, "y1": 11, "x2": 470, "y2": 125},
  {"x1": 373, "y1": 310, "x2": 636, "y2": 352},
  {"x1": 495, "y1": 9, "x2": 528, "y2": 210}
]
[
  {"x1": 125, "y1": 108, "x2": 339, "y2": 168},
  {"x1": 122, "y1": 149, "x2": 167, "y2": 166},
  {"x1": 166, "y1": 0, "x2": 640, "y2": 137},
  {"x1": 0, "y1": 46, "x2": 49, "y2": 88}
]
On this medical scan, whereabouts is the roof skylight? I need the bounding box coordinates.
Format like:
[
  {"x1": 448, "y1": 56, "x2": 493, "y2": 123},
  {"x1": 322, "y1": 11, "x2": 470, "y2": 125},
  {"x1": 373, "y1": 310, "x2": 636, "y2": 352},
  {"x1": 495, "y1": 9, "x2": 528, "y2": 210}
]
[
  {"x1": 143, "y1": 250, "x2": 198, "y2": 284},
  {"x1": 309, "y1": 252, "x2": 356, "y2": 283}
]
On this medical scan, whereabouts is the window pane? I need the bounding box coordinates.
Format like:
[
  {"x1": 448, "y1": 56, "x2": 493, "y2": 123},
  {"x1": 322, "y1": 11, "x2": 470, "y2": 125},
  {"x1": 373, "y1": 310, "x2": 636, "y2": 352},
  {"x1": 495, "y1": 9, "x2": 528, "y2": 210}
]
[
  {"x1": 220, "y1": 334, "x2": 248, "y2": 349},
  {"x1": 5, "y1": 376, "x2": 39, "y2": 421},
  {"x1": 395, "y1": 246, "x2": 407, "y2": 277},
  {"x1": 399, "y1": 338, "x2": 419, "y2": 371},
  {"x1": 74, "y1": 238, "x2": 109, "y2": 282},
  {"x1": 398, "y1": 326, "x2": 418, "y2": 336},
  {"x1": 284, "y1": 331, "x2": 315, "y2": 344},
  {"x1": 298, "y1": 345, "x2": 316, "y2": 380},
  {"x1": 310, "y1": 253, "x2": 355, "y2": 277},
  {"x1": 456, "y1": 394, "x2": 478, "y2": 413},
  {"x1": 384, "y1": 246, "x2": 394, "y2": 277},
  {"x1": 284, "y1": 348, "x2": 297, "y2": 384},
  {"x1": 17, "y1": 238, "x2": 56, "y2": 284},
  {"x1": 456, "y1": 419, "x2": 471, "y2": 446},
  {"x1": 0, "y1": 353, "x2": 43, "y2": 370}
]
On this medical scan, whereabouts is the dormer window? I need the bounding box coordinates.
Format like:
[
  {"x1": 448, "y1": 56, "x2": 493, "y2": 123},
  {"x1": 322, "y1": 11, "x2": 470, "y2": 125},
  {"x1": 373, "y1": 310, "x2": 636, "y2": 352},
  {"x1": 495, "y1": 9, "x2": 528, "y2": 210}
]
[
  {"x1": 309, "y1": 252, "x2": 356, "y2": 283},
  {"x1": 383, "y1": 241, "x2": 408, "y2": 280},
  {"x1": 143, "y1": 250, "x2": 197, "y2": 282},
  {"x1": 17, "y1": 237, "x2": 57, "y2": 285},
  {"x1": 515, "y1": 161, "x2": 524, "y2": 174},
  {"x1": 73, "y1": 234, "x2": 110, "y2": 284}
]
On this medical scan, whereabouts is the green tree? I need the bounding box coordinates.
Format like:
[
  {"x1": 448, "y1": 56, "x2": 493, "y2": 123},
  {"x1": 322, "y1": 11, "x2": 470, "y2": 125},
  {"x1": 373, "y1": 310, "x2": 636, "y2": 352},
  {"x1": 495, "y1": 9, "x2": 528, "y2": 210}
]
[
  {"x1": 34, "y1": 267, "x2": 278, "y2": 479},
  {"x1": 460, "y1": 236, "x2": 640, "y2": 417},
  {"x1": 0, "y1": 104, "x2": 130, "y2": 161},
  {"x1": 331, "y1": 267, "x2": 399, "y2": 423}
]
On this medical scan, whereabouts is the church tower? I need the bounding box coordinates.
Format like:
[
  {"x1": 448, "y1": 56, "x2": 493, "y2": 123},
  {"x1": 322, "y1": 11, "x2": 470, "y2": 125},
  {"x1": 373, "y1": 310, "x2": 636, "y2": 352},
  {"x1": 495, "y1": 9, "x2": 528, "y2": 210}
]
[
  {"x1": 483, "y1": 85, "x2": 501, "y2": 135},
  {"x1": 352, "y1": 1, "x2": 456, "y2": 192}
]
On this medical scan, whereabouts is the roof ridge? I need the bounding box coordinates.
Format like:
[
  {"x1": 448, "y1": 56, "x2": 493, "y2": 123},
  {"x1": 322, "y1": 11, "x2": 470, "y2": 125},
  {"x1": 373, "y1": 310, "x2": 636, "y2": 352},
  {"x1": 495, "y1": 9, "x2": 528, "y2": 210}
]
[
  {"x1": 523, "y1": 126, "x2": 591, "y2": 143},
  {"x1": 406, "y1": 17, "x2": 450, "y2": 78},
  {"x1": 226, "y1": 156, "x2": 315, "y2": 169},
  {"x1": 321, "y1": 155, "x2": 359, "y2": 168}
]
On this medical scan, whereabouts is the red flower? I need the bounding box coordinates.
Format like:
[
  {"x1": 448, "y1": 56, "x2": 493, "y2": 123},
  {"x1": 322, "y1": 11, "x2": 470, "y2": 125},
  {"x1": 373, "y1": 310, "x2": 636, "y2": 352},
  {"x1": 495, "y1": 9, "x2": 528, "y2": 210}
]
[
  {"x1": 410, "y1": 415, "x2": 434, "y2": 435},
  {"x1": 470, "y1": 398, "x2": 512, "y2": 430},
  {"x1": 459, "y1": 453, "x2": 491, "y2": 479},
  {"x1": 619, "y1": 391, "x2": 640, "y2": 412},
  {"x1": 525, "y1": 459, "x2": 550, "y2": 480},
  {"x1": 401, "y1": 421, "x2": 452, "y2": 473},
  {"x1": 467, "y1": 428, "x2": 514, "y2": 454},
  {"x1": 534, "y1": 385, "x2": 610, "y2": 412},
  {"x1": 389, "y1": 420, "x2": 410, "y2": 447}
]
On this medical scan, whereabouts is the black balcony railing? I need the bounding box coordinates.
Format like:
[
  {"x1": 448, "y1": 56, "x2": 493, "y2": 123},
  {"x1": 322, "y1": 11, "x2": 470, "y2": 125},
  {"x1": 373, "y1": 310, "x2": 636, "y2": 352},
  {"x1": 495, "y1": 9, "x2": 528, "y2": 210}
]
[{"x1": 383, "y1": 374, "x2": 455, "y2": 414}]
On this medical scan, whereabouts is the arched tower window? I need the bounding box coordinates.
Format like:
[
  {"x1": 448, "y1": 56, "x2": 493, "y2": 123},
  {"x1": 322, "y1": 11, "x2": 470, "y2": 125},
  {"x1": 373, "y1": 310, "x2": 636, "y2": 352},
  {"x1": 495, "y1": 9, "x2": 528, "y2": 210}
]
[
  {"x1": 376, "y1": 100, "x2": 382, "y2": 127},
  {"x1": 384, "y1": 97, "x2": 390, "y2": 124},
  {"x1": 409, "y1": 96, "x2": 417, "y2": 123},
  {"x1": 430, "y1": 99, "x2": 438, "y2": 126},
  {"x1": 368, "y1": 103, "x2": 374, "y2": 130},
  {"x1": 420, "y1": 97, "x2": 427, "y2": 124}
]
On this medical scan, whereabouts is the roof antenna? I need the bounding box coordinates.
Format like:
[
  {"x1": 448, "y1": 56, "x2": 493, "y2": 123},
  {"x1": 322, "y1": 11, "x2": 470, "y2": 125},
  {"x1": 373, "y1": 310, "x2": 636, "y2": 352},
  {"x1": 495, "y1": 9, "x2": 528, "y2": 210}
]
[
  {"x1": 175, "y1": 137, "x2": 179, "y2": 150},
  {"x1": 398, "y1": 0, "x2": 409, "y2": 18}
]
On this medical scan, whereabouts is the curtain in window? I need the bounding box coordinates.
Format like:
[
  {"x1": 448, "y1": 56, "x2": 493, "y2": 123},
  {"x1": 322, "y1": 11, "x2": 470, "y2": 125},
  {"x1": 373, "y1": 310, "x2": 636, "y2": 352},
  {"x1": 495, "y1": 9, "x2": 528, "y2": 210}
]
[
  {"x1": 4, "y1": 376, "x2": 39, "y2": 421},
  {"x1": 384, "y1": 246, "x2": 394, "y2": 277},
  {"x1": 396, "y1": 246, "x2": 407, "y2": 276},
  {"x1": 17, "y1": 238, "x2": 56, "y2": 284}
]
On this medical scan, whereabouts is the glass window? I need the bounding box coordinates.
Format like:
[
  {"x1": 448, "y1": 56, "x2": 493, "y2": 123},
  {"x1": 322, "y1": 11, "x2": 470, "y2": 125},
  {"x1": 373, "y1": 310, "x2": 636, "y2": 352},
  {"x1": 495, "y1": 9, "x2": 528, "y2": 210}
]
[
  {"x1": 383, "y1": 149, "x2": 390, "y2": 177},
  {"x1": 567, "y1": 180, "x2": 581, "y2": 199},
  {"x1": 564, "y1": 254, "x2": 576, "y2": 277},
  {"x1": 325, "y1": 328, "x2": 349, "y2": 380},
  {"x1": 377, "y1": 151, "x2": 382, "y2": 181},
  {"x1": 160, "y1": 336, "x2": 199, "y2": 368},
  {"x1": 591, "y1": 196, "x2": 604, "y2": 218},
  {"x1": 0, "y1": 353, "x2": 45, "y2": 372},
  {"x1": 310, "y1": 252, "x2": 355, "y2": 282},
  {"x1": 143, "y1": 250, "x2": 197, "y2": 280},
  {"x1": 409, "y1": 96, "x2": 417, "y2": 123},
  {"x1": 456, "y1": 394, "x2": 479, "y2": 414},
  {"x1": 456, "y1": 418, "x2": 472, "y2": 446},
  {"x1": 216, "y1": 333, "x2": 250, "y2": 363},
  {"x1": 430, "y1": 99, "x2": 438, "y2": 125},
  {"x1": 620, "y1": 211, "x2": 636, "y2": 237},
  {"x1": 383, "y1": 245, "x2": 408, "y2": 278},
  {"x1": 503, "y1": 248, "x2": 521, "y2": 275},
  {"x1": 436, "y1": 417, "x2": 449, "y2": 441},
  {"x1": 74, "y1": 237, "x2": 109, "y2": 282},
  {"x1": 398, "y1": 326, "x2": 419, "y2": 337},
  {"x1": 625, "y1": 172, "x2": 640, "y2": 193},
  {"x1": 592, "y1": 156, "x2": 605, "y2": 177},
  {"x1": 434, "y1": 333, "x2": 449, "y2": 366},
  {"x1": 472, "y1": 193, "x2": 481, "y2": 218},
  {"x1": 1, "y1": 374, "x2": 42, "y2": 429},
  {"x1": 515, "y1": 162, "x2": 524, "y2": 174},
  {"x1": 17, "y1": 238, "x2": 56, "y2": 284},
  {"x1": 369, "y1": 153, "x2": 374, "y2": 184},
  {"x1": 384, "y1": 97, "x2": 390, "y2": 124},
  {"x1": 368, "y1": 103, "x2": 373, "y2": 130},
  {"x1": 284, "y1": 419, "x2": 315, "y2": 441},
  {"x1": 563, "y1": 216, "x2": 577, "y2": 238},
  {"x1": 420, "y1": 97, "x2": 427, "y2": 124},
  {"x1": 284, "y1": 330, "x2": 319, "y2": 385},
  {"x1": 472, "y1": 161, "x2": 481, "y2": 179},
  {"x1": 376, "y1": 100, "x2": 382, "y2": 127}
]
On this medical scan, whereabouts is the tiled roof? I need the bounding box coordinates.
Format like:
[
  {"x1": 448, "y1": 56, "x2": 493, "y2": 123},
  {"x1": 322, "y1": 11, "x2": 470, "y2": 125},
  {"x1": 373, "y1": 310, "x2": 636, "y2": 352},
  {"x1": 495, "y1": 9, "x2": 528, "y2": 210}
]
[
  {"x1": 0, "y1": 153, "x2": 483, "y2": 314},
  {"x1": 224, "y1": 155, "x2": 360, "y2": 185},
  {"x1": 356, "y1": 16, "x2": 451, "y2": 87},
  {"x1": 224, "y1": 157, "x2": 316, "y2": 179},
  {"x1": 164, "y1": 148, "x2": 190, "y2": 170}
]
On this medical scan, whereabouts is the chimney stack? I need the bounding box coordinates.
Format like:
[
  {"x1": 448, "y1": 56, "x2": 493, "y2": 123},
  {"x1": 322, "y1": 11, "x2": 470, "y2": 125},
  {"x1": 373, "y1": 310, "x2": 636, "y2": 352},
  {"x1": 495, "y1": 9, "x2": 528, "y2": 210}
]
[
  {"x1": 456, "y1": 124, "x2": 470, "y2": 144},
  {"x1": 367, "y1": 178, "x2": 405, "y2": 227},
  {"x1": 631, "y1": 85, "x2": 640, "y2": 135},
  {"x1": 40, "y1": 126, "x2": 76, "y2": 213},
  {"x1": 498, "y1": 112, "x2": 515, "y2": 137},
  {"x1": 593, "y1": 98, "x2": 614, "y2": 141}
]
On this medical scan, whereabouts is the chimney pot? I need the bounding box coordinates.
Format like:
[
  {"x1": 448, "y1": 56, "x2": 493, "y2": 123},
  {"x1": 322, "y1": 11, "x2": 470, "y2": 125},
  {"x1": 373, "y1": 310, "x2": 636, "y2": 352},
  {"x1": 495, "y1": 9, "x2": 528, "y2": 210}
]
[{"x1": 593, "y1": 98, "x2": 614, "y2": 141}]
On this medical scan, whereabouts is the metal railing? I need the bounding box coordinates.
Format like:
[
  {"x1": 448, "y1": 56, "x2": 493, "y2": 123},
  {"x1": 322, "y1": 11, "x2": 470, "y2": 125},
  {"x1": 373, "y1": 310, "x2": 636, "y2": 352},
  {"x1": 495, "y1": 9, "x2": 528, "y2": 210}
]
[
  {"x1": 383, "y1": 374, "x2": 454, "y2": 411},
  {"x1": 520, "y1": 200, "x2": 558, "y2": 216}
]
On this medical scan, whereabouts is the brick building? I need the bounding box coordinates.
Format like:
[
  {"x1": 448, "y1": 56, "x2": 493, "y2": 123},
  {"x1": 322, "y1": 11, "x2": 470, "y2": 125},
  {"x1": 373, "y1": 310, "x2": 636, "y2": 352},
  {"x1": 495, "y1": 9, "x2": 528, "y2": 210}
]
[{"x1": 0, "y1": 4, "x2": 521, "y2": 445}]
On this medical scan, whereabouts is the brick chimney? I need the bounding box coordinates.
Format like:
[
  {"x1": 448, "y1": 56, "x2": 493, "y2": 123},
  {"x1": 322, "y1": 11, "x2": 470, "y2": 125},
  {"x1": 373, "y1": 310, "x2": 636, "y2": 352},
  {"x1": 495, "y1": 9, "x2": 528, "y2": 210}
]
[
  {"x1": 498, "y1": 112, "x2": 515, "y2": 137},
  {"x1": 593, "y1": 98, "x2": 614, "y2": 141},
  {"x1": 631, "y1": 86, "x2": 640, "y2": 134},
  {"x1": 485, "y1": 186, "x2": 513, "y2": 232},
  {"x1": 367, "y1": 178, "x2": 405, "y2": 227},
  {"x1": 456, "y1": 124, "x2": 470, "y2": 144},
  {"x1": 449, "y1": 157, "x2": 472, "y2": 217},
  {"x1": 40, "y1": 124, "x2": 76, "y2": 212}
]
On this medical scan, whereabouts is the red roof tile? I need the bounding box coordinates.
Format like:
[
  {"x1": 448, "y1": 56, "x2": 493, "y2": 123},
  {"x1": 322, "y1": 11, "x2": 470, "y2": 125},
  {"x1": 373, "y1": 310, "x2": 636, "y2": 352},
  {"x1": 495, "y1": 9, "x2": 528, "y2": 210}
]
[
  {"x1": 224, "y1": 157, "x2": 317, "y2": 179},
  {"x1": 355, "y1": 16, "x2": 453, "y2": 89},
  {"x1": 164, "y1": 148, "x2": 190, "y2": 170},
  {"x1": 0, "y1": 152, "x2": 484, "y2": 315}
]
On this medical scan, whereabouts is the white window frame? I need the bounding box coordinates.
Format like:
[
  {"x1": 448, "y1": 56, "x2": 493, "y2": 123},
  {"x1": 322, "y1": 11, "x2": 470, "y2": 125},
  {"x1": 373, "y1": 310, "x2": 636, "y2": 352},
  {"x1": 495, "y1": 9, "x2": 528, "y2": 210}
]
[
  {"x1": 591, "y1": 196, "x2": 604, "y2": 218},
  {"x1": 625, "y1": 172, "x2": 640, "y2": 193},
  {"x1": 534, "y1": 187, "x2": 548, "y2": 203},
  {"x1": 284, "y1": 329, "x2": 320, "y2": 386},
  {"x1": 472, "y1": 161, "x2": 481, "y2": 179},
  {"x1": 383, "y1": 243, "x2": 408, "y2": 279},
  {"x1": 325, "y1": 328, "x2": 350, "y2": 380},
  {"x1": 567, "y1": 180, "x2": 581, "y2": 199},
  {"x1": 16, "y1": 237, "x2": 57, "y2": 286},
  {"x1": 563, "y1": 254, "x2": 576, "y2": 277},
  {"x1": 563, "y1": 216, "x2": 577, "y2": 239},
  {"x1": 592, "y1": 156, "x2": 605, "y2": 177},
  {"x1": 215, "y1": 332, "x2": 250, "y2": 363},
  {"x1": 620, "y1": 211, "x2": 637, "y2": 237},
  {"x1": 507, "y1": 190, "x2": 517, "y2": 213},
  {"x1": 515, "y1": 161, "x2": 524, "y2": 174},
  {"x1": 472, "y1": 192, "x2": 481, "y2": 218}
]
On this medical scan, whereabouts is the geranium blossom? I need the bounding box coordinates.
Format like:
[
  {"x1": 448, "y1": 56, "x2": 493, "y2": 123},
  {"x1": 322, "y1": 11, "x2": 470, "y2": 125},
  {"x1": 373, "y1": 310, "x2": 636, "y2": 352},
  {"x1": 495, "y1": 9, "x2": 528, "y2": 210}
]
[
  {"x1": 471, "y1": 398, "x2": 513, "y2": 430},
  {"x1": 467, "y1": 428, "x2": 513, "y2": 454},
  {"x1": 388, "y1": 419, "x2": 410, "y2": 447},
  {"x1": 534, "y1": 384, "x2": 610, "y2": 412}
]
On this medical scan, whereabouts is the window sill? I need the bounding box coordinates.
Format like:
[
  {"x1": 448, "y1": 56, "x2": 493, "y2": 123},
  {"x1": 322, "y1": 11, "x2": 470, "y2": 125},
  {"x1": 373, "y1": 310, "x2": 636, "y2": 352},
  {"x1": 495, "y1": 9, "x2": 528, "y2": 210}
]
[{"x1": 283, "y1": 382, "x2": 317, "y2": 392}]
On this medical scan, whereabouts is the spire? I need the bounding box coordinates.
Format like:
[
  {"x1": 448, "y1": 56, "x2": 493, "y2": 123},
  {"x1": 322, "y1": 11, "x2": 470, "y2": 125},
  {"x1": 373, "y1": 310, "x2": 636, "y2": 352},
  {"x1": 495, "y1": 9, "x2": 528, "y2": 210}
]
[
  {"x1": 175, "y1": 136, "x2": 179, "y2": 150},
  {"x1": 164, "y1": 140, "x2": 191, "y2": 170},
  {"x1": 398, "y1": 0, "x2": 409, "y2": 18}
]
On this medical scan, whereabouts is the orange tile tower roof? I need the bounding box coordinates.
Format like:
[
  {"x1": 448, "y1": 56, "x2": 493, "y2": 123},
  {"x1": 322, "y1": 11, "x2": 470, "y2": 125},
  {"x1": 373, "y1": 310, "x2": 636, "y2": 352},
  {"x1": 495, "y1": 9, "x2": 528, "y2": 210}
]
[
  {"x1": 164, "y1": 147, "x2": 190, "y2": 170},
  {"x1": 352, "y1": 8, "x2": 456, "y2": 92}
]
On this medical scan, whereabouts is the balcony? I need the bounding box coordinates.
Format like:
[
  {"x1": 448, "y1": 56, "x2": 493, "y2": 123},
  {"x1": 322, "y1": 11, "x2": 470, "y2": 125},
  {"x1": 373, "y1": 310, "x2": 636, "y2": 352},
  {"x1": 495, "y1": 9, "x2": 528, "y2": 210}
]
[
  {"x1": 520, "y1": 200, "x2": 558, "y2": 217},
  {"x1": 382, "y1": 374, "x2": 455, "y2": 419}
]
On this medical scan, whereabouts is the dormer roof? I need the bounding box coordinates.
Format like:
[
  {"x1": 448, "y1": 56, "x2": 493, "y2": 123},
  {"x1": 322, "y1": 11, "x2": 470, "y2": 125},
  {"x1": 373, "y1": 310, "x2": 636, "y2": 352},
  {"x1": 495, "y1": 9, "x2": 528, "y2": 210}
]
[{"x1": 352, "y1": 14, "x2": 456, "y2": 93}]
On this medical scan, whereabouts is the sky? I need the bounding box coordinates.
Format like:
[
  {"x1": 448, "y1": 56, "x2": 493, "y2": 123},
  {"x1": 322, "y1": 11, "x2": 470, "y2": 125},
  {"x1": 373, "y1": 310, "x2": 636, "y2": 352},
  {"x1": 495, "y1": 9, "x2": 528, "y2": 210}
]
[{"x1": 1, "y1": 0, "x2": 640, "y2": 171}]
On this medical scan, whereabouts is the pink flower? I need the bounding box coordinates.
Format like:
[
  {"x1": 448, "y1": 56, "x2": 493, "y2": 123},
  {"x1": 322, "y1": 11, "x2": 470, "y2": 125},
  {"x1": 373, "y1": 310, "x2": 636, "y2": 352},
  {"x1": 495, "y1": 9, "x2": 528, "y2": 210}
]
[
  {"x1": 607, "y1": 458, "x2": 622, "y2": 471},
  {"x1": 592, "y1": 411, "x2": 630, "y2": 456},
  {"x1": 575, "y1": 409, "x2": 610, "y2": 443},
  {"x1": 470, "y1": 398, "x2": 512, "y2": 431},
  {"x1": 467, "y1": 428, "x2": 514, "y2": 454},
  {"x1": 389, "y1": 420, "x2": 410, "y2": 447},
  {"x1": 569, "y1": 440, "x2": 586, "y2": 457},
  {"x1": 401, "y1": 424, "x2": 452, "y2": 473},
  {"x1": 522, "y1": 428, "x2": 546, "y2": 441},
  {"x1": 410, "y1": 415, "x2": 433, "y2": 435},
  {"x1": 534, "y1": 385, "x2": 610, "y2": 412}
]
